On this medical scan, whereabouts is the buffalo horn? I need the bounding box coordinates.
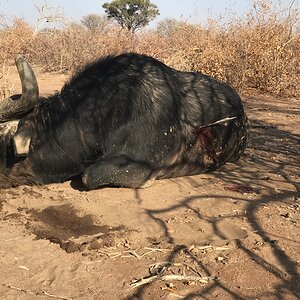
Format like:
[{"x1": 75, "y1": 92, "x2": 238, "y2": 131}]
[{"x1": 0, "y1": 55, "x2": 39, "y2": 122}]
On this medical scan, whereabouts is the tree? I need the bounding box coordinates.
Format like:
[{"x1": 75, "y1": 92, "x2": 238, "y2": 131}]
[
  {"x1": 81, "y1": 14, "x2": 112, "y2": 32},
  {"x1": 102, "y1": 0, "x2": 159, "y2": 33}
]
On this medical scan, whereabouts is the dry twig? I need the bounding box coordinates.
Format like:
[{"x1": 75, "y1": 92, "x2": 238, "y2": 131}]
[
  {"x1": 1, "y1": 283, "x2": 72, "y2": 300},
  {"x1": 195, "y1": 245, "x2": 230, "y2": 251},
  {"x1": 130, "y1": 274, "x2": 216, "y2": 288}
]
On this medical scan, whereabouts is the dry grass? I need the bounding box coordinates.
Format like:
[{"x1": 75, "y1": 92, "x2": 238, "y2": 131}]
[{"x1": 0, "y1": 0, "x2": 299, "y2": 99}]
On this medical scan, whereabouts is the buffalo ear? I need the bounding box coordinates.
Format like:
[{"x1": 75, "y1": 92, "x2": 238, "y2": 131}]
[{"x1": 0, "y1": 55, "x2": 39, "y2": 122}]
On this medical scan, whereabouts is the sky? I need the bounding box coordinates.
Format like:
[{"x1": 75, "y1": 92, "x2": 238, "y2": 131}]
[{"x1": 0, "y1": 0, "x2": 299, "y2": 28}]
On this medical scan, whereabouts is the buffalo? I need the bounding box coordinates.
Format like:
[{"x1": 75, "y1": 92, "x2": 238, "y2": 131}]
[{"x1": 0, "y1": 53, "x2": 248, "y2": 190}]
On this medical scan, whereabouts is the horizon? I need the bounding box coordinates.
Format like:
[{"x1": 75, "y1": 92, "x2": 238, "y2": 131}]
[{"x1": 1, "y1": 0, "x2": 298, "y2": 30}]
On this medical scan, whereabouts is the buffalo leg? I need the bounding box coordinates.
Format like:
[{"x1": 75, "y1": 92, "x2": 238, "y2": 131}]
[{"x1": 81, "y1": 156, "x2": 155, "y2": 190}]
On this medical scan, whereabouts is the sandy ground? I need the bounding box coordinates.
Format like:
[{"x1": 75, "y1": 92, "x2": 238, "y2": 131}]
[{"x1": 0, "y1": 70, "x2": 299, "y2": 300}]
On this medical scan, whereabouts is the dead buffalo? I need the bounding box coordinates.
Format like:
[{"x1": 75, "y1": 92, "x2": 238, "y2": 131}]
[{"x1": 0, "y1": 53, "x2": 248, "y2": 189}]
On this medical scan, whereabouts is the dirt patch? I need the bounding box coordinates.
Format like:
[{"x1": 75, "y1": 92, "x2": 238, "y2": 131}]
[
  {"x1": 28, "y1": 204, "x2": 130, "y2": 253},
  {"x1": 0, "y1": 75, "x2": 299, "y2": 299}
]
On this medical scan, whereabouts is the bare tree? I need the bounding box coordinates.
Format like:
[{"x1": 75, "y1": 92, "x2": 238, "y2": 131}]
[
  {"x1": 34, "y1": 0, "x2": 67, "y2": 36},
  {"x1": 81, "y1": 14, "x2": 111, "y2": 32}
]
